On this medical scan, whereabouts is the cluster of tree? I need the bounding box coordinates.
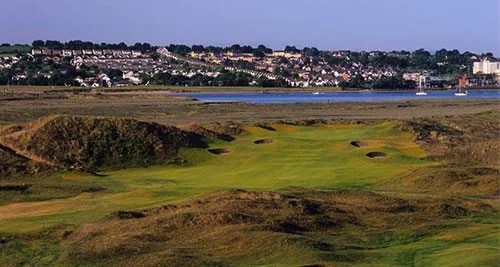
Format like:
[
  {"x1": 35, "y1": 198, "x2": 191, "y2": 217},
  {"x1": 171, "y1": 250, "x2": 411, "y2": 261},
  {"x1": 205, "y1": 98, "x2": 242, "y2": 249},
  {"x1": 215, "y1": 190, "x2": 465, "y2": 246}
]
[
  {"x1": 0, "y1": 69, "x2": 10, "y2": 84},
  {"x1": 0, "y1": 44, "x2": 31, "y2": 56},
  {"x1": 256, "y1": 77, "x2": 290, "y2": 88},
  {"x1": 31, "y1": 40, "x2": 156, "y2": 53},
  {"x1": 146, "y1": 70, "x2": 254, "y2": 87},
  {"x1": 223, "y1": 59, "x2": 256, "y2": 70},
  {"x1": 0, "y1": 56, "x2": 99, "y2": 86},
  {"x1": 1, "y1": 58, "x2": 144, "y2": 86},
  {"x1": 284, "y1": 46, "x2": 301, "y2": 54},
  {"x1": 213, "y1": 71, "x2": 253, "y2": 86},
  {"x1": 103, "y1": 68, "x2": 124, "y2": 82},
  {"x1": 166, "y1": 44, "x2": 323, "y2": 57},
  {"x1": 143, "y1": 70, "x2": 288, "y2": 87},
  {"x1": 166, "y1": 44, "x2": 275, "y2": 57},
  {"x1": 340, "y1": 75, "x2": 416, "y2": 90},
  {"x1": 328, "y1": 49, "x2": 497, "y2": 74}
]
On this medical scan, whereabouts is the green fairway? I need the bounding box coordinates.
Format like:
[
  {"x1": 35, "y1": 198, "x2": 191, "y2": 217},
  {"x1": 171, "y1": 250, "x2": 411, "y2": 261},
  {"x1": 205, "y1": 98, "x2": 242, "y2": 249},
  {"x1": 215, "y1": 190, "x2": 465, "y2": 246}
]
[{"x1": 0, "y1": 122, "x2": 433, "y2": 233}]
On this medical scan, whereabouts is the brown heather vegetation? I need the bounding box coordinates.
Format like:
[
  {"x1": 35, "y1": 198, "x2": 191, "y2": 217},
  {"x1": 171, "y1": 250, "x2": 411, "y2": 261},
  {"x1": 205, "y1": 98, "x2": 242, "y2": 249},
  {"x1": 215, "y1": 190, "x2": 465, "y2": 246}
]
[
  {"x1": 65, "y1": 189, "x2": 493, "y2": 266},
  {"x1": 0, "y1": 116, "x2": 208, "y2": 173},
  {"x1": 391, "y1": 111, "x2": 500, "y2": 196},
  {"x1": 0, "y1": 144, "x2": 51, "y2": 178}
]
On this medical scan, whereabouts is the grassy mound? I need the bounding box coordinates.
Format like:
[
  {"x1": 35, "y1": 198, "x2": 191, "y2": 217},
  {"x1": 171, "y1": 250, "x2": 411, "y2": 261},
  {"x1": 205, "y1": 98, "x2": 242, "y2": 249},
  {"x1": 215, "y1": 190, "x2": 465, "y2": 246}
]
[
  {"x1": 393, "y1": 166, "x2": 500, "y2": 196},
  {"x1": 60, "y1": 189, "x2": 494, "y2": 266},
  {"x1": 0, "y1": 116, "x2": 206, "y2": 171},
  {"x1": 393, "y1": 111, "x2": 500, "y2": 196}
]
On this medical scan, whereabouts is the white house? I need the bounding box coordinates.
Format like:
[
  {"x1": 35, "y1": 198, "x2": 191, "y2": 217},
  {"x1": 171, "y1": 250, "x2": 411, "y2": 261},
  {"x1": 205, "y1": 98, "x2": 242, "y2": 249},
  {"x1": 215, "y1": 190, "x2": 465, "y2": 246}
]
[{"x1": 473, "y1": 59, "x2": 500, "y2": 75}]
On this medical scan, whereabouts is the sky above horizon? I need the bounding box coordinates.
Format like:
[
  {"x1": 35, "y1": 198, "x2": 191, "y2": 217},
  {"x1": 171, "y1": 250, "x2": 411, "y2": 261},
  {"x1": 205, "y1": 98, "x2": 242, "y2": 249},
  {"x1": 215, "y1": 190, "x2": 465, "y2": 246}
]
[{"x1": 1, "y1": 0, "x2": 499, "y2": 55}]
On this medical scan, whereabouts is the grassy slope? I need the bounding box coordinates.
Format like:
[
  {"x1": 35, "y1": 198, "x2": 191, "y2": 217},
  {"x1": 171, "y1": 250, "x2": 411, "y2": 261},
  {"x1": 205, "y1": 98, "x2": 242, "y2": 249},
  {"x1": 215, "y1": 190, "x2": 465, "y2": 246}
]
[{"x1": 0, "y1": 121, "x2": 497, "y2": 266}]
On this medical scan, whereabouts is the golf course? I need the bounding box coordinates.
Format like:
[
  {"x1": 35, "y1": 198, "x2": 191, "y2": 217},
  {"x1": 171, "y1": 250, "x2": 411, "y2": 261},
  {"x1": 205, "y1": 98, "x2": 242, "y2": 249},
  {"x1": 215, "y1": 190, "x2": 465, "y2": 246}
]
[
  {"x1": 0, "y1": 111, "x2": 498, "y2": 266},
  {"x1": 0, "y1": 121, "x2": 430, "y2": 231}
]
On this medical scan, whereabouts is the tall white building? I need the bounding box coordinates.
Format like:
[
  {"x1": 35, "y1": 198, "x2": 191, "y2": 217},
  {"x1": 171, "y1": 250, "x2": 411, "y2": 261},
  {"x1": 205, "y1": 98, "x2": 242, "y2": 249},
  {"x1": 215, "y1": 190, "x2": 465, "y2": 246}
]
[{"x1": 473, "y1": 59, "x2": 500, "y2": 75}]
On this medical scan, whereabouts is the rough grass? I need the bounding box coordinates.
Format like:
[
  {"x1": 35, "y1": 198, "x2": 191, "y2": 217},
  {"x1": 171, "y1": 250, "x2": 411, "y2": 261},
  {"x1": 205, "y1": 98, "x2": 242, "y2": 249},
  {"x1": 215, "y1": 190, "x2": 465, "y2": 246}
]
[
  {"x1": 0, "y1": 145, "x2": 52, "y2": 179},
  {"x1": 391, "y1": 111, "x2": 500, "y2": 196},
  {"x1": 64, "y1": 189, "x2": 494, "y2": 266},
  {"x1": 0, "y1": 116, "x2": 206, "y2": 172},
  {"x1": 0, "y1": 189, "x2": 497, "y2": 266},
  {"x1": 0, "y1": 115, "x2": 498, "y2": 266}
]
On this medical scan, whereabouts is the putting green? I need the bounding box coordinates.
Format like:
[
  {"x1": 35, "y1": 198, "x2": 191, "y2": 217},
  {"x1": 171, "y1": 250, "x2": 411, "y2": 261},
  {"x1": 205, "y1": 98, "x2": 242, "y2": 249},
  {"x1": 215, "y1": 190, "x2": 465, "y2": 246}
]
[{"x1": 0, "y1": 122, "x2": 433, "y2": 233}]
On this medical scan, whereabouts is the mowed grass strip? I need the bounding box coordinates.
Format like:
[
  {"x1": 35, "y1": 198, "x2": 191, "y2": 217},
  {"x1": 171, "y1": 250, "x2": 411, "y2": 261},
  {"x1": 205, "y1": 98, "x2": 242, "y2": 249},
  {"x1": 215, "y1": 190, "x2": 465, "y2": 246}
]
[{"x1": 0, "y1": 122, "x2": 433, "y2": 232}]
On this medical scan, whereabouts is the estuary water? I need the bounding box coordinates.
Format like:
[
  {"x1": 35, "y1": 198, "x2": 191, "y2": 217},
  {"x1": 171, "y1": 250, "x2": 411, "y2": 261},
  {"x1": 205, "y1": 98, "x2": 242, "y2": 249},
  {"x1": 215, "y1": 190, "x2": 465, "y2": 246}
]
[{"x1": 181, "y1": 90, "x2": 500, "y2": 104}]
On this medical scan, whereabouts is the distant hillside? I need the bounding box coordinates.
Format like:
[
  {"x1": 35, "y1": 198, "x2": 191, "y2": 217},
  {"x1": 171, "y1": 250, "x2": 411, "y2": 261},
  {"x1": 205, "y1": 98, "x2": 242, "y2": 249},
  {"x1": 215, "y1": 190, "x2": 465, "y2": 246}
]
[{"x1": 0, "y1": 116, "x2": 207, "y2": 172}]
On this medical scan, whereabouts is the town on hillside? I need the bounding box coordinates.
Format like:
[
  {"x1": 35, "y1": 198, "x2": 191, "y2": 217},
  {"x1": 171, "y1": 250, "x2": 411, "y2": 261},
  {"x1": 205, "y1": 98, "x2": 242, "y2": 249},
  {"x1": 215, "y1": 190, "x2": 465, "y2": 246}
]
[{"x1": 0, "y1": 41, "x2": 499, "y2": 89}]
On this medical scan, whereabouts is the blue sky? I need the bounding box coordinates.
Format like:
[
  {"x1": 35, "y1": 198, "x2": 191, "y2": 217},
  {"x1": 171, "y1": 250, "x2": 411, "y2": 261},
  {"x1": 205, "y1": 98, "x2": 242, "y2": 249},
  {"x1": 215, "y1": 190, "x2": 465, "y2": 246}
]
[{"x1": 1, "y1": 0, "x2": 499, "y2": 54}]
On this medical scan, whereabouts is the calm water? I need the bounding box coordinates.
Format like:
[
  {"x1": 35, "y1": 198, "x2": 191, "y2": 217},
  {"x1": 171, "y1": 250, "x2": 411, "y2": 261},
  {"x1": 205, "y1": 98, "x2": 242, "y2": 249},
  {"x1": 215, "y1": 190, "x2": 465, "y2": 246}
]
[{"x1": 182, "y1": 90, "x2": 500, "y2": 104}]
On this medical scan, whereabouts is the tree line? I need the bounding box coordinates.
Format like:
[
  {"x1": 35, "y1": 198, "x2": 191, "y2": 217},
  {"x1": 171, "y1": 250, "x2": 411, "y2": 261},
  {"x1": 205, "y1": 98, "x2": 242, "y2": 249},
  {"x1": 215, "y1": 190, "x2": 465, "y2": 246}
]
[
  {"x1": 31, "y1": 40, "x2": 155, "y2": 53},
  {"x1": 144, "y1": 70, "x2": 289, "y2": 87}
]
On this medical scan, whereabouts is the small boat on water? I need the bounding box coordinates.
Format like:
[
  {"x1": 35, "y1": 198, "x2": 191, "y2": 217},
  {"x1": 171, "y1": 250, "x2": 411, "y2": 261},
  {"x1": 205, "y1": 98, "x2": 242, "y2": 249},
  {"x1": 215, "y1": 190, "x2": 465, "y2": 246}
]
[
  {"x1": 312, "y1": 92, "x2": 320, "y2": 95},
  {"x1": 455, "y1": 91, "x2": 468, "y2": 96},
  {"x1": 415, "y1": 75, "x2": 427, "y2": 96},
  {"x1": 454, "y1": 87, "x2": 468, "y2": 96}
]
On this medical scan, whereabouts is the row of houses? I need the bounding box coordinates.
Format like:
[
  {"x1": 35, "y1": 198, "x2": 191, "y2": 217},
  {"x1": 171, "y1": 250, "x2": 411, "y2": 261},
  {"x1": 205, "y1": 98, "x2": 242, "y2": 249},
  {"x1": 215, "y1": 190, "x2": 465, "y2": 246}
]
[
  {"x1": 71, "y1": 57, "x2": 170, "y2": 73},
  {"x1": 161, "y1": 47, "x2": 404, "y2": 87},
  {"x1": 188, "y1": 50, "x2": 303, "y2": 64},
  {"x1": 157, "y1": 48, "x2": 283, "y2": 81},
  {"x1": 32, "y1": 49, "x2": 143, "y2": 57},
  {"x1": 0, "y1": 56, "x2": 19, "y2": 69}
]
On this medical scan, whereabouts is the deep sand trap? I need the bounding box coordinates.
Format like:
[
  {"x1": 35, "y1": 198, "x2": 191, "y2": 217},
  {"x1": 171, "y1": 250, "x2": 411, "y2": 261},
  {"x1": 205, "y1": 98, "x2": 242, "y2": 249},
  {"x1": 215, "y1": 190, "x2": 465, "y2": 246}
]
[
  {"x1": 350, "y1": 141, "x2": 368, "y2": 147},
  {"x1": 366, "y1": 151, "x2": 388, "y2": 158},
  {"x1": 208, "y1": 148, "x2": 232, "y2": 155},
  {"x1": 254, "y1": 139, "x2": 274, "y2": 144},
  {"x1": 257, "y1": 125, "x2": 276, "y2": 131}
]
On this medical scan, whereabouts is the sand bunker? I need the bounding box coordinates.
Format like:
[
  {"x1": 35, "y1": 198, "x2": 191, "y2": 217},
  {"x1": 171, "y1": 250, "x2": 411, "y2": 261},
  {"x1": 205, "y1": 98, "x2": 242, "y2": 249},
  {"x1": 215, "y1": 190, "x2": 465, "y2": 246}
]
[
  {"x1": 350, "y1": 141, "x2": 368, "y2": 147},
  {"x1": 257, "y1": 125, "x2": 276, "y2": 131},
  {"x1": 208, "y1": 148, "x2": 232, "y2": 155},
  {"x1": 254, "y1": 139, "x2": 274, "y2": 145},
  {"x1": 366, "y1": 152, "x2": 387, "y2": 158}
]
